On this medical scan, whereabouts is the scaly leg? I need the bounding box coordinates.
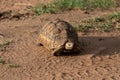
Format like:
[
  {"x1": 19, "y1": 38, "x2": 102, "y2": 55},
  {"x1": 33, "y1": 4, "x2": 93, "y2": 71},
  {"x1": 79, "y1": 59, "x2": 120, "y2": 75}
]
[{"x1": 52, "y1": 46, "x2": 64, "y2": 56}]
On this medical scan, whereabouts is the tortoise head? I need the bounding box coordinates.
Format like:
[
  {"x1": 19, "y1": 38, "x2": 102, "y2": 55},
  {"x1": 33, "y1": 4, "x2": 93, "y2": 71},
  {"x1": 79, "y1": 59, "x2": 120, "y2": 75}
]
[{"x1": 65, "y1": 42, "x2": 74, "y2": 50}]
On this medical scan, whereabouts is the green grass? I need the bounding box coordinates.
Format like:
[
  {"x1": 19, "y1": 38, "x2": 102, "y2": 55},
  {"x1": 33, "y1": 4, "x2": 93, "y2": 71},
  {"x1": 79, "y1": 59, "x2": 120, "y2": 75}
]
[
  {"x1": 107, "y1": 12, "x2": 120, "y2": 21},
  {"x1": 52, "y1": 0, "x2": 87, "y2": 10},
  {"x1": 33, "y1": 3, "x2": 54, "y2": 15},
  {"x1": 0, "y1": 39, "x2": 10, "y2": 51},
  {"x1": 0, "y1": 57, "x2": 5, "y2": 64},
  {"x1": 73, "y1": 12, "x2": 120, "y2": 32},
  {"x1": 0, "y1": 40, "x2": 19, "y2": 68},
  {"x1": 33, "y1": 0, "x2": 117, "y2": 15},
  {"x1": 0, "y1": 56, "x2": 19, "y2": 68},
  {"x1": 93, "y1": 17, "x2": 105, "y2": 22},
  {"x1": 93, "y1": 0, "x2": 116, "y2": 9},
  {"x1": 8, "y1": 64, "x2": 20, "y2": 68}
]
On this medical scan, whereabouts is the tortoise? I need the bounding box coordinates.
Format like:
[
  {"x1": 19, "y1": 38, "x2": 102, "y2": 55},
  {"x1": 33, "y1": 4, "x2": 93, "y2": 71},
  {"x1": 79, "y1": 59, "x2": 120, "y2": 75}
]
[{"x1": 38, "y1": 18, "x2": 81, "y2": 56}]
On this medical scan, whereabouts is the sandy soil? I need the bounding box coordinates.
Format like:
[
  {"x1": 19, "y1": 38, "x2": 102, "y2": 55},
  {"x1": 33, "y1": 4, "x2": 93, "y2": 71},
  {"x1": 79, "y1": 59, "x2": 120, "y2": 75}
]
[{"x1": 0, "y1": 0, "x2": 120, "y2": 80}]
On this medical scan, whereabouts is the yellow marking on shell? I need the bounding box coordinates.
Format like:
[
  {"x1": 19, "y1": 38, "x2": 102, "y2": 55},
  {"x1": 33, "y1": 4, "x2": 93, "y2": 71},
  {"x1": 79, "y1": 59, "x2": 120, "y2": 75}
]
[{"x1": 39, "y1": 34, "x2": 61, "y2": 50}]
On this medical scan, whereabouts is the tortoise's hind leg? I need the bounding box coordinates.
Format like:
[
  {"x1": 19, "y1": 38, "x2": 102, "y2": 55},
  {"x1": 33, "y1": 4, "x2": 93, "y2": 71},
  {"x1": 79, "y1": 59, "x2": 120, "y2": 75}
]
[
  {"x1": 52, "y1": 46, "x2": 64, "y2": 56},
  {"x1": 38, "y1": 43, "x2": 43, "y2": 46},
  {"x1": 36, "y1": 42, "x2": 44, "y2": 46}
]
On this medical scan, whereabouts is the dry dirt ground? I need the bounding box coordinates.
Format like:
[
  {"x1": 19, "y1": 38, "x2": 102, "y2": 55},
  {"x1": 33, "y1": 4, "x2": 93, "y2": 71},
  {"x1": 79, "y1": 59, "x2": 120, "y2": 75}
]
[{"x1": 0, "y1": 0, "x2": 120, "y2": 80}]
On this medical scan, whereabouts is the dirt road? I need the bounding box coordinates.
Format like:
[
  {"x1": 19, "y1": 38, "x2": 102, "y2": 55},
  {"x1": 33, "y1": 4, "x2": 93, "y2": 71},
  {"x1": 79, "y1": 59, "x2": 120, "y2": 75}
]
[{"x1": 0, "y1": 0, "x2": 120, "y2": 80}]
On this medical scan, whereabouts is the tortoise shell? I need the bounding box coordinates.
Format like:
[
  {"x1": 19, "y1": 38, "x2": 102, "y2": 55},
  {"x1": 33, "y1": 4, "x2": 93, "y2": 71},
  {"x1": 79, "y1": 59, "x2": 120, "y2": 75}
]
[{"x1": 38, "y1": 19, "x2": 80, "y2": 55}]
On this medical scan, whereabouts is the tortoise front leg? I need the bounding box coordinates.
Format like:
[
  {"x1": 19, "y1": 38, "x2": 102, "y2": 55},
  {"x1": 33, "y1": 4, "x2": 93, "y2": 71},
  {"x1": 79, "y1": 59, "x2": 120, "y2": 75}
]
[{"x1": 52, "y1": 46, "x2": 64, "y2": 56}]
